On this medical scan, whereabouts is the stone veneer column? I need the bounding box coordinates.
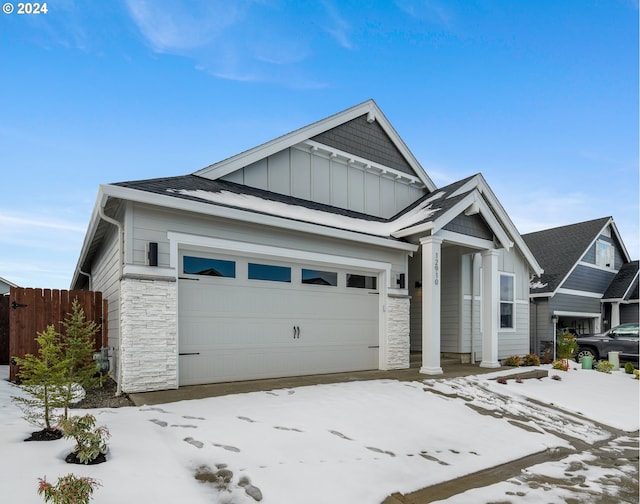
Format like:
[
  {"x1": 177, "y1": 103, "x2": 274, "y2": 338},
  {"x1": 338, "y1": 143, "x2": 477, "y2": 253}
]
[
  {"x1": 385, "y1": 295, "x2": 410, "y2": 369},
  {"x1": 119, "y1": 277, "x2": 178, "y2": 393}
]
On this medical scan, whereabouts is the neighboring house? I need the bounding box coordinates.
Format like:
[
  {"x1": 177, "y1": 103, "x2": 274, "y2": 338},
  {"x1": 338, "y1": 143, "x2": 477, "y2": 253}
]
[
  {"x1": 523, "y1": 217, "x2": 634, "y2": 355},
  {"x1": 602, "y1": 260, "x2": 639, "y2": 328},
  {"x1": 0, "y1": 276, "x2": 18, "y2": 295},
  {"x1": 71, "y1": 100, "x2": 542, "y2": 393}
]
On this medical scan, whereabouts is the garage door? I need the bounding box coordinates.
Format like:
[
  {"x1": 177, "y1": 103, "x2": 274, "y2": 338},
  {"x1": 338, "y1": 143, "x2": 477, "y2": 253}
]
[{"x1": 178, "y1": 251, "x2": 380, "y2": 385}]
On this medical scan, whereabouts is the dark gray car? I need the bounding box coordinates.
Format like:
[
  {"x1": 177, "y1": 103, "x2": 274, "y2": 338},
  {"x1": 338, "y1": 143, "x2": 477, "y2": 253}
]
[{"x1": 575, "y1": 323, "x2": 639, "y2": 365}]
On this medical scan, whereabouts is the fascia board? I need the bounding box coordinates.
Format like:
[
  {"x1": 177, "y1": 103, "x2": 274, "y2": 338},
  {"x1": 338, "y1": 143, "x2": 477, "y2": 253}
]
[
  {"x1": 475, "y1": 176, "x2": 543, "y2": 276},
  {"x1": 194, "y1": 100, "x2": 437, "y2": 191},
  {"x1": 609, "y1": 219, "x2": 632, "y2": 262},
  {"x1": 552, "y1": 217, "x2": 615, "y2": 298},
  {"x1": 100, "y1": 184, "x2": 418, "y2": 253},
  {"x1": 70, "y1": 186, "x2": 109, "y2": 289}
]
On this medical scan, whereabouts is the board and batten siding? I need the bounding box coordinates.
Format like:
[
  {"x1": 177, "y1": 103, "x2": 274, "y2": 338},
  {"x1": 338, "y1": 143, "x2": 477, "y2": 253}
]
[
  {"x1": 127, "y1": 203, "x2": 408, "y2": 275},
  {"x1": 440, "y1": 251, "x2": 461, "y2": 354},
  {"x1": 222, "y1": 146, "x2": 426, "y2": 219}
]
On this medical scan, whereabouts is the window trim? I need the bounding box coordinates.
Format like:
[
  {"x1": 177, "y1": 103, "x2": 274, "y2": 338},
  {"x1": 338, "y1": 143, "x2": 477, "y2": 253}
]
[
  {"x1": 499, "y1": 273, "x2": 515, "y2": 330},
  {"x1": 595, "y1": 239, "x2": 615, "y2": 269}
]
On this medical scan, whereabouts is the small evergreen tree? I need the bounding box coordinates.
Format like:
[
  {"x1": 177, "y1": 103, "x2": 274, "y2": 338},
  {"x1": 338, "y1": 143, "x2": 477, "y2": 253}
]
[
  {"x1": 13, "y1": 325, "x2": 69, "y2": 432},
  {"x1": 59, "y1": 299, "x2": 101, "y2": 419}
]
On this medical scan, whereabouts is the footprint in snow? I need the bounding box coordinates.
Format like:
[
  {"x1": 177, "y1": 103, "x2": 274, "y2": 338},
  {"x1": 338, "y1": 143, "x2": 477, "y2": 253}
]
[
  {"x1": 366, "y1": 447, "x2": 396, "y2": 457},
  {"x1": 182, "y1": 415, "x2": 205, "y2": 420},
  {"x1": 274, "y1": 426, "x2": 303, "y2": 432},
  {"x1": 141, "y1": 407, "x2": 170, "y2": 414},
  {"x1": 184, "y1": 437, "x2": 204, "y2": 449},
  {"x1": 149, "y1": 419, "x2": 168, "y2": 427},
  {"x1": 171, "y1": 424, "x2": 198, "y2": 429},
  {"x1": 328, "y1": 430, "x2": 353, "y2": 441},
  {"x1": 237, "y1": 416, "x2": 257, "y2": 423},
  {"x1": 212, "y1": 443, "x2": 241, "y2": 453}
]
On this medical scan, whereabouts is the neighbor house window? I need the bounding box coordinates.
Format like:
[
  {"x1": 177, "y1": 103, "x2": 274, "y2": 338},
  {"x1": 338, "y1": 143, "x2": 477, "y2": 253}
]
[
  {"x1": 248, "y1": 263, "x2": 291, "y2": 283},
  {"x1": 346, "y1": 274, "x2": 377, "y2": 289},
  {"x1": 596, "y1": 240, "x2": 614, "y2": 269},
  {"x1": 500, "y1": 274, "x2": 514, "y2": 329},
  {"x1": 183, "y1": 256, "x2": 236, "y2": 278},
  {"x1": 302, "y1": 269, "x2": 337, "y2": 286}
]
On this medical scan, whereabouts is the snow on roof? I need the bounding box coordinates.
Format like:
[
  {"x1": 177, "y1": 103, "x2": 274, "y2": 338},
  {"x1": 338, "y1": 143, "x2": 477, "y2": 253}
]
[{"x1": 168, "y1": 188, "x2": 443, "y2": 237}]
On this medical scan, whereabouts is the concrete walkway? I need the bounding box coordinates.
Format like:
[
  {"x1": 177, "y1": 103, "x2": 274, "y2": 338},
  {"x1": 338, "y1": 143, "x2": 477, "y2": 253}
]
[{"x1": 129, "y1": 358, "x2": 508, "y2": 406}]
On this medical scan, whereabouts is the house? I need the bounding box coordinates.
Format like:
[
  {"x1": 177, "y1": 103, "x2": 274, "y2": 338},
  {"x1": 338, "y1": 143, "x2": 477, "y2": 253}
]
[
  {"x1": 71, "y1": 100, "x2": 542, "y2": 393},
  {"x1": 0, "y1": 276, "x2": 18, "y2": 296},
  {"x1": 523, "y1": 217, "x2": 635, "y2": 356}
]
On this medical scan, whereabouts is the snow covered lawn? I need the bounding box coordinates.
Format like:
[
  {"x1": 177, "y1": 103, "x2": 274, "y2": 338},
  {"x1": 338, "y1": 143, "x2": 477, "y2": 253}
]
[{"x1": 1, "y1": 364, "x2": 637, "y2": 503}]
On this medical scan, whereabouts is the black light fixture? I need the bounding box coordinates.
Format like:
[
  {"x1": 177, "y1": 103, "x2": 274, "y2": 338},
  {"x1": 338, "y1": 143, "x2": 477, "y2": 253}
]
[
  {"x1": 397, "y1": 273, "x2": 405, "y2": 289},
  {"x1": 148, "y1": 242, "x2": 158, "y2": 267}
]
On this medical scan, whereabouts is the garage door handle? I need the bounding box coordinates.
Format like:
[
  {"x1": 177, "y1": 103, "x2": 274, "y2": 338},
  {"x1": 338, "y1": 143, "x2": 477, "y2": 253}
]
[
  {"x1": 293, "y1": 326, "x2": 300, "y2": 339},
  {"x1": 368, "y1": 345, "x2": 379, "y2": 349},
  {"x1": 179, "y1": 352, "x2": 200, "y2": 356}
]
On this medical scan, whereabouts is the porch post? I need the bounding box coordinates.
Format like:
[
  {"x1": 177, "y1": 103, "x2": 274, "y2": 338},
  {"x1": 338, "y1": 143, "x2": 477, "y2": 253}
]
[
  {"x1": 480, "y1": 249, "x2": 501, "y2": 368},
  {"x1": 610, "y1": 302, "x2": 620, "y2": 328},
  {"x1": 420, "y1": 236, "x2": 443, "y2": 375}
]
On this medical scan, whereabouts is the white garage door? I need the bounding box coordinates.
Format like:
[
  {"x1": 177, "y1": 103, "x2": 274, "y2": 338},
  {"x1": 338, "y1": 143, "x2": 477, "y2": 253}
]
[{"x1": 178, "y1": 251, "x2": 380, "y2": 386}]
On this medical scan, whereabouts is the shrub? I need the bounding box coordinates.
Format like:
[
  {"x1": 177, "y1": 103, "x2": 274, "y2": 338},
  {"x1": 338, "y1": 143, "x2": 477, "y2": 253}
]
[
  {"x1": 595, "y1": 360, "x2": 615, "y2": 374},
  {"x1": 503, "y1": 355, "x2": 522, "y2": 367},
  {"x1": 624, "y1": 362, "x2": 635, "y2": 374},
  {"x1": 556, "y1": 332, "x2": 579, "y2": 360},
  {"x1": 38, "y1": 474, "x2": 101, "y2": 504},
  {"x1": 13, "y1": 326, "x2": 69, "y2": 432},
  {"x1": 59, "y1": 414, "x2": 109, "y2": 464},
  {"x1": 552, "y1": 359, "x2": 569, "y2": 371},
  {"x1": 634, "y1": 369, "x2": 640, "y2": 380},
  {"x1": 522, "y1": 353, "x2": 541, "y2": 366}
]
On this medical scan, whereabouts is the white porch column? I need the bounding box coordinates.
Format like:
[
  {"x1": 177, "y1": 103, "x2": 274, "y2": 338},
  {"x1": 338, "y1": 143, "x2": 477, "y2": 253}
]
[
  {"x1": 480, "y1": 249, "x2": 501, "y2": 368},
  {"x1": 610, "y1": 302, "x2": 621, "y2": 328},
  {"x1": 420, "y1": 236, "x2": 444, "y2": 375}
]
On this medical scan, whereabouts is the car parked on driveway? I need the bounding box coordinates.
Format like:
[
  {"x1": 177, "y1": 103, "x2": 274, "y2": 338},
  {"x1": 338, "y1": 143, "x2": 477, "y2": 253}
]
[{"x1": 575, "y1": 323, "x2": 639, "y2": 365}]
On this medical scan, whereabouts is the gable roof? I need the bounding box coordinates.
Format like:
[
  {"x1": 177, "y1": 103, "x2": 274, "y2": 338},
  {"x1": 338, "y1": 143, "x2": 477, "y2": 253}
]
[
  {"x1": 603, "y1": 260, "x2": 639, "y2": 301},
  {"x1": 194, "y1": 99, "x2": 436, "y2": 191},
  {"x1": 523, "y1": 217, "x2": 630, "y2": 295}
]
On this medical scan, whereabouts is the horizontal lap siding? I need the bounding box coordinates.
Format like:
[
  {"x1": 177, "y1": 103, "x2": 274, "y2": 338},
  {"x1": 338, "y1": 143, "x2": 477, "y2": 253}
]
[
  {"x1": 129, "y1": 204, "x2": 407, "y2": 273},
  {"x1": 498, "y1": 302, "x2": 530, "y2": 358}
]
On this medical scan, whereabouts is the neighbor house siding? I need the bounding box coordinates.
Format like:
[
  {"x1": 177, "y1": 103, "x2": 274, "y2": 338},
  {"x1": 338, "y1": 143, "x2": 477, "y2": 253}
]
[
  {"x1": 621, "y1": 304, "x2": 639, "y2": 324},
  {"x1": 563, "y1": 265, "x2": 617, "y2": 294},
  {"x1": 551, "y1": 293, "x2": 602, "y2": 314}
]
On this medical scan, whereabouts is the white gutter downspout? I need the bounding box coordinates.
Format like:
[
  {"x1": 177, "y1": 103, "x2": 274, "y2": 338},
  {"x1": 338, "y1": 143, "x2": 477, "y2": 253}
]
[
  {"x1": 77, "y1": 269, "x2": 92, "y2": 290},
  {"x1": 98, "y1": 204, "x2": 124, "y2": 396}
]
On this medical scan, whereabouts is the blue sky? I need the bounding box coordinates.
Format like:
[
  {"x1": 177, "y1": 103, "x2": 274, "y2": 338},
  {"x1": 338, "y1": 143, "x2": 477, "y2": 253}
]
[{"x1": 1, "y1": 0, "x2": 638, "y2": 289}]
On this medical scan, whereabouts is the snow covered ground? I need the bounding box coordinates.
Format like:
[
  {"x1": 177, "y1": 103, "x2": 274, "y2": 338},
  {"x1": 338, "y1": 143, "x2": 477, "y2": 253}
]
[{"x1": 1, "y1": 363, "x2": 637, "y2": 503}]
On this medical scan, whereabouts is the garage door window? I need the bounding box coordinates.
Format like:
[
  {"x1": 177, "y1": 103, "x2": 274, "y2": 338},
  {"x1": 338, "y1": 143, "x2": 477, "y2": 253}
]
[
  {"x1": 183, "y1": 256, "x2": 236, "y2": 278},
  {"x1": 347, "y1": 274, "x2": 377, "y2": 289},
  {"x1": 248, "y1": 263, "x2": 291, "y2": 283},
  {"x1": 302, "y1": 269, "x2": 337, "y2": 286}
]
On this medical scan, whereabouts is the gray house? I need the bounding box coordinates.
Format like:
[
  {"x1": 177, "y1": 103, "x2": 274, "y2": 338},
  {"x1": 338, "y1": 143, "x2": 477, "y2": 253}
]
[
  {"x1": 523, "y1": 217, "x2": 634, "y2": 356},
  {"x1": 71, "y1": 100, "x2": 542, "y2": 393},
  {"x1": 0, "y1": 276, "x2": 18, "y2": 296}
]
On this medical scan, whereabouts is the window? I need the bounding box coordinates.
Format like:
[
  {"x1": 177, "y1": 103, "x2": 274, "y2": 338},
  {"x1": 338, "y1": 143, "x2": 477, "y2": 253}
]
[
  {"x1": 596, "y1": 240, "x2": 614, "y2": 269},
  {"x1": 500, "y1": 274, "x2": 514, "y2": 329},
  {"x1": 248, "y1": 263, "x2": 291, "y2": 283},
  {"x1": 302, "y1": 269, "x2": 337, "y2": 286},
  {"x1": 183, "y1": 256, "x2": 236, "y2": 278},
  {"x1": 347, "y1": 274, "x2": 377, "y2": 289}
]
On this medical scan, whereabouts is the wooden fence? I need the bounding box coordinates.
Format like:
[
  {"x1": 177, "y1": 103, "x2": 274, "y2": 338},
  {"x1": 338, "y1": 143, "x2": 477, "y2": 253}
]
[
  {"x1": 7, "y1": 287, "x2": 107, "y2": 382},
  {"x1": 0, "y1": 295, "x2": 9, "y2": 365}
]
